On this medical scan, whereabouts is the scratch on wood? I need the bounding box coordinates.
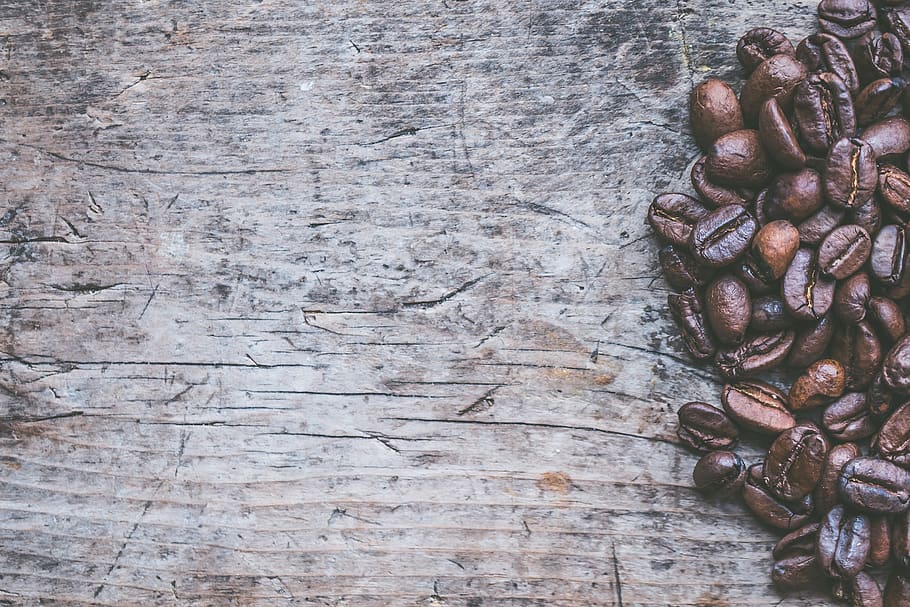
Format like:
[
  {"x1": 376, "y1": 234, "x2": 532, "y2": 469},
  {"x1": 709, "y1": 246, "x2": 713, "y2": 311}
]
[
  {"x1": 612, "y1": 542, "x2": 625, "y2": 607},
  {"x1": 456, "y1": 385, "x2": 500, "y2": 416},
  {"x1": 402, "y1": 274, "x2": 490, "y2": 309}
]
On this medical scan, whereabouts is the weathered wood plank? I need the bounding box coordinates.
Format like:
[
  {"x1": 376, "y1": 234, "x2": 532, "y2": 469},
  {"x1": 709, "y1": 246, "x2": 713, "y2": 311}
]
[{"x1": 0, "y1": 1, "x2": 832, "y2": 605}]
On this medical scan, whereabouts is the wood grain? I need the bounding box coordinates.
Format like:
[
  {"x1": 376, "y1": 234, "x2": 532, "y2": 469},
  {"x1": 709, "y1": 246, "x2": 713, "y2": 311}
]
[{"x1": 0, "y1": 1, "x2": 834, "y2": 605}]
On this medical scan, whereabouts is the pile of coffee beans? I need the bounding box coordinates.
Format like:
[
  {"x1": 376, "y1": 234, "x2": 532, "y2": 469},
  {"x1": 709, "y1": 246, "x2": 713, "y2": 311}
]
[{"x1": 648, "y1": 1, "x2": 910, "y2": 604}]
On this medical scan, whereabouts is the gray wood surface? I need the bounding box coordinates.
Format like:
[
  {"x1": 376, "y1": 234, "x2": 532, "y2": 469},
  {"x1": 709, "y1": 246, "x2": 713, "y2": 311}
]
[{"x1": 0, "y1": 1, "x2": 835, "y2": 605}]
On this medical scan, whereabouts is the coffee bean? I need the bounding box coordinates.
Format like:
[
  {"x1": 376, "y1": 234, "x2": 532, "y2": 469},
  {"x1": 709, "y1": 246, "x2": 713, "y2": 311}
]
[
  {"x1": 855, "y1": 32, "x2": 903, "y2": 83},
  {"x1": 823, "y1": 138, "x2": 877, "y2": 209},
  {"x1": 758, "y1": 98, "x2": 807, "y2": 170},
  {"x1": 668, "y1": 288, "x2": 717, "y2": 361},
  {"x1": 868, "y1": 515, "x2": 892, "y2": 567},
  {"x1": 789, "y1": 314, "x2": 837, "y2": 368},
  {"x1": 855, "y1": 77, "x2": 905, "y2": 126},
  {"x1": 771, "y1": 554, "x2": 823, "y2": 591},
  {"x1": 690, "y1": 156, "x2": 752, "y2": 207},
  {"x1": 878, "y1": 164, "x2": 910, "y2": 215},
  {"x1": 816, "y1": 443, "x2": 863, "y2": 512},
  {"x1": 798, "y1": 205, "x2": 846, "y2": 245},
  {"x1": 882, "y1": 4, "x2": 910, "y2": 54},
  {"x1": 870, "y1": 224, "x2": 906, "y2": 286},
  {"x1": 764, "y1": 422, "x2": 830, "y2": 499},
  {"x1": 766, "y1": 168, "x2": 825, "y2": 221},
  {"x1": 793, "y1": 72, "x2": 856, "y2": 154},
  {"x1": 789, "y1": 358, "x2": 846, "y2": 410},
  {"x1": 867, "y1": 296, "x2": 906, "y2": 344},
  {"x1": 818, "y1": 224, "x2": 872, "y2": 278},
  {"x1": 705, "y1": 130, "x2": 773, "y2": 188},
  {"x1": 722, "y1": 379, "x2": 796, "y2": 434},
  {"x1": 873, "y1": 401, "x2": 910, "y2": 467},
  {"x1": 838, "y1": 456, "x2": 910, "y2": 513},
  {"x1": 817, "y1": 505, "x2": 871, "y2": 579},
  {"x1": 734, "y1": 257, "x2": 778, "y2": 294},
  {"x1": 715, "y1": 330, "x2": 796, "y2": 379},
  {"x1": 741, "y1": 54, "x2": 808, "y2": 122},
  {"x1": 833, "y1": 271, "x2": 871, "y2": 324},
  {"x1": 737, "y1": 28, "x2": 796, "y2": 73},
  {"x1": 744, "y1": 462, "x2": 815, "y2": 529},
  {"x1": 773, "y1": 522, "x2": 821, "y2": 560},
  {"x1": 783, "y1": 248, "x2": 836, "y2": 321},
  {"x1": 691, "y1": 204, "x2": 758, "y2": 267},
  {"x1": 751, "y1": 295, "x2": 791, "y2": 332},
  {"x1": 868, "y1": 372, "x2": 898, "y2": 419},
  {"x1": 677, "y1": 401, "x2": 739, "y2": 452},
  {"x1": 891, "y1": 507, "x2": 910, "y2": 569},
  {"x1": 862, "y1": 116, "x2": 910, "y2": 158},
  {"x1": 797, "y1": 34, "x2": 862, "y2": 94},
  {"x1": 882, "y1": 333, "x2": 910, "y2": 394},
  {"x1": 850, "y1": 196, "x2": 882, "y2": 236},
  {"x1": 690, "y1": 80, "x2": 746, "y2": 150},
  {"x1": 831, "y1": 320, "x2": 883, "y2": 390},
  {"x1": 818, "y1": 0, "x2": 877, "y2": 40},
  {"x1": 837, "y1": 571, "x2": 883, "y2": 607},
  {"x1": 692, "y1": 450, "x2": 747, "y2": 496},
  {"x1": 648, "y1": 193, "x2": 709, "y2": 246},
  {"x1": 751, "y1": 220, "x2": 800, "y2": 280},
  {"x1": 705, "y1": 275, "x2": 751, "y2": 345}
]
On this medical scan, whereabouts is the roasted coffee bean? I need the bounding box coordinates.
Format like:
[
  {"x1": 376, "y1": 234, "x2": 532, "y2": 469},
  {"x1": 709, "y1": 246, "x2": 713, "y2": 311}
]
[
  {"x1": 817, "y1": 505, "x2": 871, "y2": 579},
  {"x1": 668, "y1": 288, "x2": 716, "y2": 360},
  {"x1": 758, "y1": 98, "x2": 806, "y2": 170},
  {"x1": 855, "y1": 32, "x2": 903, "y2": 83},
  {"x1": 722, "y1": 379, "x2": 796, "y2": 434},
  {"x1": 741, "y1": 54, "x2": 808, "y2": 122},
  {"x1": 677, "y1": 401, "x2": 739, "y2": 452},
  {"x1": 851, "y1": 196, "x2": 883, "y2": 236},
  {"x1": 797, "y1": 34, "x2": 862, "y2": 94},
  {"x1": 818, "y1": 0, "x2": 877, "y2": 40},
  {"x1": 659, "y1": 244, "x2": 708, "y2": 291},
  {"x1": 734, "y1": 257, "x2": 778, "y2": 294},
  {"x1": 833, "y1": 272, "x2": 871, "y2": 324},
  {"x1": 878, "y1": 164, "x2": 910, "y2": 215},
  {"x1": 816, "y1": 443, "x2": 863, "y2": 512},
  {"x1": 823, "y1": 138, "x2": 878, "y2": 209},
  {"x1": 863, "y1": 116, "x2": 910, "y2": 158},
  {"x1": 691, "y1": 156, "x2": 752, "y2": 207},
  {"x1": 823, "y1": 394, "x2": 876, "y2": 441},
  {"x1": 831, "y1": 320, "x2": 883, "y2": 390},
  {"x1": 839, "y1": 456, "x2": 910, "y2": 513},
  {"x1": 855, "y1": 77, "x2": 905, "y2": 126},
  {"x1": 867, "y1": 296, "x2": 906, "y2": 345},
  {"x1": 884, "y1": 570, "x2": 910, "y2": 607},
  {"x1": 690, "y1": 80, "x2": 746, "y2": 150},
  {"x1": 752, "y1": 187, "x2": 771, "y2": 227},
  {"x1": 751, "y1": 295, "x2": 791, "y2": 331},
  {"x1": 744, "y1": 462, "x2": 815, "y2": 529},
  {"x1": 737, "y1": 27, "x2": 796, "y2": 72},
  {"x1": 691, "y1": 204, "x2": 758, "y2": 267},
  {"x1": 693, "y1": 450, "x2": 747, "y2": 496},
  {"x1": 868, "y1": 372, "x2": 898, "y2": 419},
  {"x1": 766, "y1": 168, "x2": 825, "y2": 222},
  {"x1": 869, "y1": 515, "x2": 892, "y2": 568},
  {"x1": 751, "y1": 220, "x2": 800, "y2": 280},
  {"x1": 892, "y1": 507, "x2": 910, "y2": 569},
  {"x1": 882, "y1": 333, "x2": 910, "y2": 394},
  {"x1": 885, "y1": 255, "x2": 910, "y2": 299},
  {"x1": 870, "y1": 224, "x2": 906, "y2": 286},
  {"x1": 772, "y1": 554, "x2": 823, "y2": 591},
  {"x1": 882, "y1": 4, "x2": 910, "y2": 53},
  {"x1": 705, "y1": 130, "x2": 773, "y2": 188},
  {"x1": 793, "y1": 72, "x2": 856, "y2": 154},
  {"x1": 648, "y1": 193, "x2": 709, "y2": 246},
  {"x1": 715, "y1": 330, "x2": 795, "y2": 379},
  {"x1": 790, "y1": 358, "x2": 846, "y2": 410},
  {"x1": 874, "y1": 401, "x2": 910, "y2": 467},
  {"x1": 774, "y1": 522, "x2": 821, "y2": 559},
  {"x1": 836, "y1": 571, "x2": 883, "y2": 607},
  {"x1": 783, "y1": 248, "x2": 836, "y2": 321},
  {"x1": 818, "y1": 224, "x2": 872, "y2": 278},
  {"x1": 789, "y1": 313, "x2": 837, "y2": 368},
  {"x1": 798, "y1": 205, "x2": 846, "y2": 245},
  {"x1": 764, "y1": 422, "x2": 830, "y2": 499},
  {"x1": 705, "y1": 275, "x2": 751, "y2": 345}
]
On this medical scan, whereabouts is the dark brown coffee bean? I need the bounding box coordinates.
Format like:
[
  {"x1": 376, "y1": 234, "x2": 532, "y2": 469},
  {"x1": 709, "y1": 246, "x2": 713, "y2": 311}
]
[
  {"x1": 690, "y1": 204, "x2": 758, "y2": 267},
  {"x1": 870, "y1": 225, "x2": 907, "y2": 286},
  {"x1": 767, "y1": 168, "x2": 825, "y2": 222},
  {"x1": 798, "y1": 205, "x2": 846, "y2": 245},
  {"x1": 793, "y1": 72, "x2": 856, "y2": 154},
  {"x1": 774, "y1": 522, "x2": 821, "y2": 560},
  {"x1": 884, "y1": 570, "x2": 910, "y2": 607},
  {"x1": 839, "y1": 456, "x2": 910, "y2": 513},
  {"x1": 892, "y1": 506, "x2": 910, "y2": 569},
  {"x1": 693, "y1": 450, "x2": 747, "y2": 496},
  {"x1": 734, "y1": 257, "x2": 778, "y2": 294},
  {"x1": 668, "y1": 288, "x2": 716, "y2": 361},
  {"x1": 705, "y1": 130, "x2": 773, "y2": 188},
  {"x1": 855, "y1": 77, "x2": 905, "y2": 126},
  {"x1": 715, "y1": 330, "x2": 795, "y2": 379},
  {"x1": 851, "y1": 196, "x2": 883, "y2": 236},
  {"x1": 659, "y1": 244, "x2": 708, "y2": 291},
  {"x1": 744, "y1": 462, "x2": 815, "y2": 530},
  {"x1": 824, "y1": 138, "x2": 878, "y2": 209},
  {"x1": 751, "y1": 295, "x2": 791, "y2": 332},
  {"x1": 758, "y1": 98, "x2": 807, "y2": 170},
  {"x1": 751, "y1": 220, "x2": 800, "y2": 280},
  {"x1": 831, "y1": 320, "x2": 883, "y2": 390},
  {"x1": 783, "y1": 248, "x2": 836, "y2": 321},
  {"x1": 752, "y1": 187, "x2": 771, "y2": 227},
  {"x1": 705, "y1": 275, "x2": 751, "y2": 345},
  {"x1": 789, "y1": 314, "x2": 837, "y2": 368},
  {"x1": 818, "y1": 225, "x2": 872, "y2": 279},
  {"x1": 868, "y1": 373, "x2": 898, "y2": 419},
  {"x1": 882, "y1": 5, "x2": 910, "y2": 54},
  {"x1": 797, "y1": 34, "x2": 862, "y2": 94},
  {"x1": 874, "y1": 401, "x2": 910, "y2": 467},
  {"x1": 837, "y1": 571, "x2": 883, "y2": 607},
  {"x1": 764, "y1": 422, "x2": 830, "y2": 500},
  {"x1": 722, "y1": 379, "x2": 796, "y2": 434},
  {"x1": 741, "y1": 54, "x2": 808, "y2": 122},
  {"x1": 867, "y1": 296, "x2": 906, "y2": 345},
  {"x1": 817, "y1": 505, "x2": 871, "y2": 579},
  {"x1": 863, "y1": 116, "x2": 910, "y2": 158},
  {"x1": 855, "y1": 32, "x2": 903, "y2": 84},
  {"x1": 869, "y1": 515, "x2": 892, "y2": 568},
  {"x1": 818, "y1": 0, "x2": 877, "y2": 40},
  {"x1": 834, "y1": 272, "x2": 871, "y2": 324},
  {"x1": 882, "y1": 334, "x2": 910, "y2": 395},
  {"x1": 879, "y1": 164, "x2": 910, "y2": 215},
  {"x1": 817, "y1": 443, "x2": 863, "y2": 512},
  {"x1": 823, "y1": 394, "x2": 875, "y2": 442},
  {"x1": 737, "y1": 28, "x2": 796, "y2": 73},
  {"x1": 885, "y1": 254, "x2": 910, "y2": 299},
  {"x1": 772, "y1": 554, "x2": 823, "y2": 591},
  {"x1": 690, "y1": 156, "x2": 752, "y2": 207},
  {"x1": 648, "y1": 193, "x2": 709, "y2": 246},
  {"x1": 790, "y1": 358, "x2": 847, "y2": 410},
  {"x1": 677, "y1": 401, "x2": 739, "y2": 452},
  {"x1": 690, "y1": 80, "x2": 746, "y2": 150}
]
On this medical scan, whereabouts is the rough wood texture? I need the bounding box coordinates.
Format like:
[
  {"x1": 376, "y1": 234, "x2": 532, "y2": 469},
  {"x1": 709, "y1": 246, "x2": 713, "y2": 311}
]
[{"x1": 0, "y1": 1, "x2": 833, "y2": 605}]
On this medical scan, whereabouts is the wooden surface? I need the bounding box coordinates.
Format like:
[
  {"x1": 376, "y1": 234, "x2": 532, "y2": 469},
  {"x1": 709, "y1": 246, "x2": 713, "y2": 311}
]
[{"x1": 0, "y1": 1, "x2": 833, "y2": 605}]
